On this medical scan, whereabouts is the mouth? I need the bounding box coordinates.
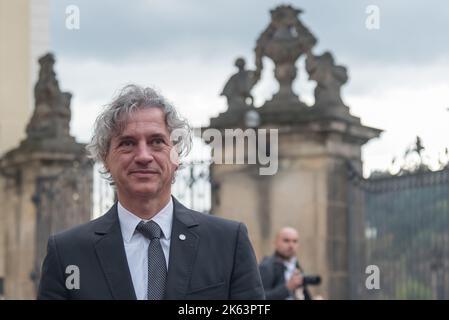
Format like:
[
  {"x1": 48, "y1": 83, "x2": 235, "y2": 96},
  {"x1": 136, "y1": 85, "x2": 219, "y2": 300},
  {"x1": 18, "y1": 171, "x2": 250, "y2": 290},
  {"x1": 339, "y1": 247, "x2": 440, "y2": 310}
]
[{"x1": 129, "y1": 169, "x2": 160, "y2": 176}]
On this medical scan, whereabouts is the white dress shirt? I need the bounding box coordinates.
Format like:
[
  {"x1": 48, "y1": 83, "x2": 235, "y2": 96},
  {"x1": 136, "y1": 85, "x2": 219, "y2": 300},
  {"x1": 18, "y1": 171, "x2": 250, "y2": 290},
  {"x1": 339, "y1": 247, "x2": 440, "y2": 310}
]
[
  {"x1": 284, "y1": 257, "x2": 304, "y2": 300},
  {"x1": 117, "y1": 198, "x2": 173, "y2": 300},
  {"x1": 283, "y1": 257, "x2": 297, "y2": 282}
]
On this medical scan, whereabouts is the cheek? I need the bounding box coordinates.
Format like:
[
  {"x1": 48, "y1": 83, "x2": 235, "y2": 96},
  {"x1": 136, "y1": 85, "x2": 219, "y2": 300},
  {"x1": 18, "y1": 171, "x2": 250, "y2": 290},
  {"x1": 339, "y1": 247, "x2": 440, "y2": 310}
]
[
  {"x1": 154, "y1": 153, "x2": 176, "y2": 171},
  {"x1": 170, "y1": 159, "x2": 179, "y2": 171},
  {"x1": 110, "y1": 153, "x2": 133, "y2": 170}
]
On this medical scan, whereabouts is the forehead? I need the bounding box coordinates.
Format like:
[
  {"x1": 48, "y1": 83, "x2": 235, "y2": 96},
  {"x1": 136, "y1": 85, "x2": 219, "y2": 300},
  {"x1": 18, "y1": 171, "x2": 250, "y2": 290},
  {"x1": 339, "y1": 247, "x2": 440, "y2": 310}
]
[
  {"x1": 279, "y1": 230, "x2": 298, "y2": 240},
  {"x1": 118, "y1": 107, "x2": 168, "y2": 136}
]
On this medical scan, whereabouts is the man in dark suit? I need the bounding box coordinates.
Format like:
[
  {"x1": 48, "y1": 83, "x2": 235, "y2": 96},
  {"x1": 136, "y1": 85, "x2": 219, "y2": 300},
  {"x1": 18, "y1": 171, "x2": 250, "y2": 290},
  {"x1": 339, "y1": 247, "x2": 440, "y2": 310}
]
[
  {"x1": 37, "y1": 84, "x2": 264, "y2": 300},
  {"x1": 259, "y1": 227, "x2": 312, "y2": 300}
]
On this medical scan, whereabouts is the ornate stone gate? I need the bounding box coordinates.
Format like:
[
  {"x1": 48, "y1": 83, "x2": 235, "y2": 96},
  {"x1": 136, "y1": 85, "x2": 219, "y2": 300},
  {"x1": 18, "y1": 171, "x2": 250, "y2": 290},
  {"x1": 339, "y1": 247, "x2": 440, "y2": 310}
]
[
  {"x1": 0, "y1": 53, "x2": 92, "y2": 299},
  {"x1": 204, "y1": 5, "x2": 381, "y2": 299}
]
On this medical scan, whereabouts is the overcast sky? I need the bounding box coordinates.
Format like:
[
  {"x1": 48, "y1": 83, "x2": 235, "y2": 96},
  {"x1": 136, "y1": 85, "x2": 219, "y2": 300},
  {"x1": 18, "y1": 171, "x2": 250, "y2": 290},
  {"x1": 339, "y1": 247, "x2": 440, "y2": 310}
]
[{"x1": 49, "y1": 0, "x2": 449, "y2": 175}]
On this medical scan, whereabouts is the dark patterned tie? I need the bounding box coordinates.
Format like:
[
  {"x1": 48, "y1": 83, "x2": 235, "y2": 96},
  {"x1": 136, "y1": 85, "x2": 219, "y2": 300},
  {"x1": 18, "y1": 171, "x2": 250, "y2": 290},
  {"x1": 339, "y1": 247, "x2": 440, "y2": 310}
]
[{"x1": 136, "y1": 220, "x2": 167, "y2": 300}]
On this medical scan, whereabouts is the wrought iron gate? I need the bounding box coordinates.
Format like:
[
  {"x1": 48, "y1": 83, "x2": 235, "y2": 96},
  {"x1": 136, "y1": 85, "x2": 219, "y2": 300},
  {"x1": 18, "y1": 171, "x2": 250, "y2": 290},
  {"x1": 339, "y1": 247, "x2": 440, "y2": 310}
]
[{"x1": 348, "y1": 163, "x2": 449, "y2": 299}]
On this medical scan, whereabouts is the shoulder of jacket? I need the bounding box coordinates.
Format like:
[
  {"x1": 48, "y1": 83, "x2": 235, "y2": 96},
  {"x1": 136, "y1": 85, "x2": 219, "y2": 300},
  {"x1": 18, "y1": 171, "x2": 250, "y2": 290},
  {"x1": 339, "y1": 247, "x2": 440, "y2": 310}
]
[{"x1": 189, "y1": 210, "x2": 242, "y2": 230}]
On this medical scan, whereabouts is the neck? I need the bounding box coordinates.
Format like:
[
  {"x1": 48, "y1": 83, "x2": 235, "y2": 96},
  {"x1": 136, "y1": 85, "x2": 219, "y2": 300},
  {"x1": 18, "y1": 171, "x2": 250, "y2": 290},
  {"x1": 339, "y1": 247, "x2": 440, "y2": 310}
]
[
  {"x1": 275, "y1": 251, "x2": 295, "y2": 262},
  {"x1": 118, "y1": 192, "x2": 171, "y2": 220}
]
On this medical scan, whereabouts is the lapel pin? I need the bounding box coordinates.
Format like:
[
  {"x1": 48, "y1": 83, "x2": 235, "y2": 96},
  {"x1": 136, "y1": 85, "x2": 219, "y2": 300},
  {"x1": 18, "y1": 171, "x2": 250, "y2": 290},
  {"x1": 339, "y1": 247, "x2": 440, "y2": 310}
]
[{"x1": 179, "y1": 234, "x2": 186, "y2": 241}]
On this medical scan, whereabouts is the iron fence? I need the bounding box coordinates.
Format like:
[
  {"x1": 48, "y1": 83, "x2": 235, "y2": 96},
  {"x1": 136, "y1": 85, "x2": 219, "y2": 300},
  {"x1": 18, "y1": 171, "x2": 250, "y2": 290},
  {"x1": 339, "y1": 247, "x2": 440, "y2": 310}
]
[{"x1": 348, "y1": 163, "x2": 449, "y2": 299}]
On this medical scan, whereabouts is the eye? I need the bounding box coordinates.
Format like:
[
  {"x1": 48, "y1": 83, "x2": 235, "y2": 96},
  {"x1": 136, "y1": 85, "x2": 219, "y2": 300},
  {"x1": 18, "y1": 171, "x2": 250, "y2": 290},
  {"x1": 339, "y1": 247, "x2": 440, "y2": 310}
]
[
  {"x1": 119, "y1": 140, "x2": 135, "y2": 147},
  {"x1": 152, "y1": 138, "x2": 165, "y2": 146}
]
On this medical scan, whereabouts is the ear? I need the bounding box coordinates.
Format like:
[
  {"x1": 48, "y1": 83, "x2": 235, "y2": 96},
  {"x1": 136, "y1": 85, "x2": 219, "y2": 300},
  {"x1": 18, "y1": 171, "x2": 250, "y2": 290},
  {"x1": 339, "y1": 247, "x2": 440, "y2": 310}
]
[
  {"x1": 103, "y1": 156, "x2": 110, "y2": 173},
  {"x1": 169, "y1": 146, "x2": 181, "y2": 168}
]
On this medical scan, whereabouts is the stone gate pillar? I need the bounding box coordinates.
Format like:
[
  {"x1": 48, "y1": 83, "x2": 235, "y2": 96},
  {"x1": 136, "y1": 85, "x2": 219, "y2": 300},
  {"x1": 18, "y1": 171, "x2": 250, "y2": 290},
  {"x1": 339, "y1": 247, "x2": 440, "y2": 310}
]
[
  {"x1": 0, "y1": 53, "x2": 92, "y2": 299},
  {"x1": 204, "y1": 5, "x2": 381, "y2": 299}
]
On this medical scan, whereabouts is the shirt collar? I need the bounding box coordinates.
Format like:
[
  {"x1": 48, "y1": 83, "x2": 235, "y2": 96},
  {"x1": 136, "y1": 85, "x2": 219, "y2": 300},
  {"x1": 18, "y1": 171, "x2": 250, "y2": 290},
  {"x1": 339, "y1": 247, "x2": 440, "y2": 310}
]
[
  {"x1": 283, "y1": 257, "x2": 298, "y2": 269},
  {"x1": 117, "y1": 197, "x2": 174, "y2": 243}
]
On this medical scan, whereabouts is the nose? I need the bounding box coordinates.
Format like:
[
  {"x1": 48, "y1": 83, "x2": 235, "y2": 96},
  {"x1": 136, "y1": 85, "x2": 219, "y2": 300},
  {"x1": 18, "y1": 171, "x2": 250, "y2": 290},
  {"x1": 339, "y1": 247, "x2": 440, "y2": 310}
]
[{"x1": 134, "y1": 141, "x2": 154, "y2": 165}]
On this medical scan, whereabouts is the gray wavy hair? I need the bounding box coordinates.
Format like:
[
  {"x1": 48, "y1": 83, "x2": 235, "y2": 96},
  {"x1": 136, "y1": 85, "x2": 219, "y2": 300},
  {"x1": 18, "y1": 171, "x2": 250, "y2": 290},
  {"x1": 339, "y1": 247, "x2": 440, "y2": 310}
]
[{"x1": 86, "y1": 84, "x2": 192, "y2": 181}]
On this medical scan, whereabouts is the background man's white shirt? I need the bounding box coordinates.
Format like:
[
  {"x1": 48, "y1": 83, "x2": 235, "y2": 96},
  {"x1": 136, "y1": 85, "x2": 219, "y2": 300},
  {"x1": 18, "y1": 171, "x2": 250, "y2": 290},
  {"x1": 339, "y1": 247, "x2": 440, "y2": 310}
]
[{"x1": 284, "y1": 257, "x2": 305, "y2": 300}]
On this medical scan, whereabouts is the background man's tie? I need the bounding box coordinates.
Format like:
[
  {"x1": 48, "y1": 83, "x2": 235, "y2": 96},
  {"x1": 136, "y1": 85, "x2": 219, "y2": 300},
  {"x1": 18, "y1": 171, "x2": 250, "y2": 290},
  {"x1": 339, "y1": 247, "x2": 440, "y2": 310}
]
[{"x1": 136, "y1": 220, "x2": 167, "y2": 300}]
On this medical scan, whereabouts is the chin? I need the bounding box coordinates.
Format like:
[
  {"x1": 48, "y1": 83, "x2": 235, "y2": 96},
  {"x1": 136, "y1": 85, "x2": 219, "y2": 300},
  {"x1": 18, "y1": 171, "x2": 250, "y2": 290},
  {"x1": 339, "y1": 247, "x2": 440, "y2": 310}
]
[{"x1": 130, "y1": 185, "x2": 160, "y2": 197}]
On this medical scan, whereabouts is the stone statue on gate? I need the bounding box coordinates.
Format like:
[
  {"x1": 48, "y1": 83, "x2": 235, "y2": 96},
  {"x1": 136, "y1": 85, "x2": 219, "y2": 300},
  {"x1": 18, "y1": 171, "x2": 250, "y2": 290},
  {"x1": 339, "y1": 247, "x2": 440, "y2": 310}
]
[
  {"x1": 221, "y1": 57, "x2": 259, "y2": 109},
  {"x1": 305, "y1": 51, "x2": 348, "y2": 108},
  {"x1": 254, "y1": 5, "x2": 316, "y2": 103},
  {"x1": 26, "y1": 53, "x2": 72, "y2": 140}
]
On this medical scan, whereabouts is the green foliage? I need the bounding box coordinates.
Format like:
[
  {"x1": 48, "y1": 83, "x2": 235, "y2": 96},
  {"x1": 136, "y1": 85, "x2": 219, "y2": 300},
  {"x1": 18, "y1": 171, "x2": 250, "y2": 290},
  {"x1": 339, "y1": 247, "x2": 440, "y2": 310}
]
[{"x1": 395, "y1": 280, "x2": 433, "y2": 300}]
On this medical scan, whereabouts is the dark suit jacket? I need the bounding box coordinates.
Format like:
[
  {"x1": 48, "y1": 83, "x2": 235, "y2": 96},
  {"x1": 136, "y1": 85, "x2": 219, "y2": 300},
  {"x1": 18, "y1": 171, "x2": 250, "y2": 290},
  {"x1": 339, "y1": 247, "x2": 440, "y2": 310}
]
[
  {"x1": 259, "y1": 254, "x2": 311, "y2": 300},
  {"x1": 37, "y1": 197, "x2": 264, "y2": 300}
]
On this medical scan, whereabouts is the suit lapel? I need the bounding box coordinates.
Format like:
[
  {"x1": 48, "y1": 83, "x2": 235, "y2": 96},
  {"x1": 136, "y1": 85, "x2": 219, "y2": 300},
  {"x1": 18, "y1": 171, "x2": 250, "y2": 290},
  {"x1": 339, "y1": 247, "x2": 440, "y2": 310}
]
[
  {"x1": 165, "y1": 197, "x2": 200, "y2": 299},
  {"x1": 93, "y1": 204, "x2": 137, "y2": 300}
]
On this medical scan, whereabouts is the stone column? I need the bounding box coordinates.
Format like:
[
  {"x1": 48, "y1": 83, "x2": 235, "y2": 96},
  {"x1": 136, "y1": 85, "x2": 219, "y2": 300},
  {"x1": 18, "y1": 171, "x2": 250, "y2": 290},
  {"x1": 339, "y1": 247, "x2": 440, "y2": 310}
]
[
  {"x1": 205, "y1": 5, "x2": 382, "y2": 299},
  {"x1": 208, "y1": 114, "x2": 380, "y2": 299},
  {"x1": 0, "y1": 53, "x2": 92, "y2": 299}
]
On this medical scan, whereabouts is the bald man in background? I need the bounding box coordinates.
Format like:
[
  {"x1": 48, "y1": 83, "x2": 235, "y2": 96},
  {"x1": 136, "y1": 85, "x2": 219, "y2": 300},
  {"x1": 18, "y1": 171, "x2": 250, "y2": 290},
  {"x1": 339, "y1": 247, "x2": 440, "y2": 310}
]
[{"x1": 258, "y1": 227, "x2": 312, "y2": 300}]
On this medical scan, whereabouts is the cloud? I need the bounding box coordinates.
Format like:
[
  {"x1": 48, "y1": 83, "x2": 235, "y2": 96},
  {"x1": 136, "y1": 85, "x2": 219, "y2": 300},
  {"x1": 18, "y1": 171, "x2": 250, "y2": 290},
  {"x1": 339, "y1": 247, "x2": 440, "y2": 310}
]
[
  {"x1": 55, "y1": 55, "x2": 234, "y2": 143},
  {"x1": 51, "y1": 0, "x2": 449, "y2": 65},
  {"x1": 47, "y1": 0, "x2": 449, "y2": 175},
  {"x1": 353, "y1": 80, "x2": 449, "y2": 175}
]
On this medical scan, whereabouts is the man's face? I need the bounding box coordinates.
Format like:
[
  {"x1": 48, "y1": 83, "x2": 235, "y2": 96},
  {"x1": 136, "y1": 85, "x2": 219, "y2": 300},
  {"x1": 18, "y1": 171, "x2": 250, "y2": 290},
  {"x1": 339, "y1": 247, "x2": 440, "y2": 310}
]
[
  {"x1": 275, "y1": 228, "x2": 299, "y2": 260},
  {"x1": 105, "y1": 107, "x2": 177, "y2": 202}
]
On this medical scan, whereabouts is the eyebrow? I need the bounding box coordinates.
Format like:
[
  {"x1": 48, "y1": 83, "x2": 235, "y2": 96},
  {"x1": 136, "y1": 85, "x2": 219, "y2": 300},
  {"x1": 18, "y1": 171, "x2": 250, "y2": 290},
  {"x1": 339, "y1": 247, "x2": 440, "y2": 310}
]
[{"x1": 116, "y1": 133, "x2": 168, "y2": 142}]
